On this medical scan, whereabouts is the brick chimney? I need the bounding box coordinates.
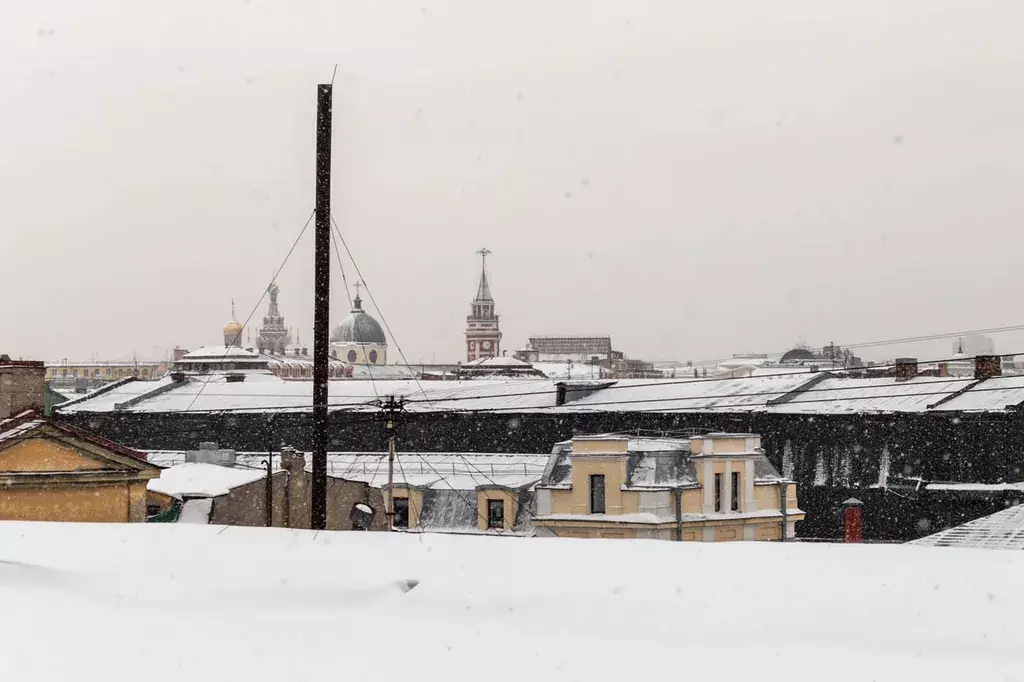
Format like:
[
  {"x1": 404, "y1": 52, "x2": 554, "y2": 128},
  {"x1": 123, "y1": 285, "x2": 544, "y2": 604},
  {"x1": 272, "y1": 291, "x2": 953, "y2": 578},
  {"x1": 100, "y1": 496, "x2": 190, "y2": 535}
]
[
  {"x1": 974, "y1": 355, "x2": 1002, "y2": 380},
  {"x1": 893, "y1": 358, "x2": 918, "y2": 381},
  {"x1": 0, "y1": 358, "x2": 45, "y2": 419}
]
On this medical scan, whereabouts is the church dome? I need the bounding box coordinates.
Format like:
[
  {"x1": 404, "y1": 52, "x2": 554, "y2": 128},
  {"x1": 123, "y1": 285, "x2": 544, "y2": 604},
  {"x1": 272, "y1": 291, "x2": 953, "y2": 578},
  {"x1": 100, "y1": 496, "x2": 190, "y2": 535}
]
[
  {"x1": 779, "y1": 347, "x2": 816, "y2": 363},
  {"x1": 223, "y1": 320, "x2": 243, "y2": 336},
  {"x1": 331, "y1": 296, "x2": 386, "y2": 345}
]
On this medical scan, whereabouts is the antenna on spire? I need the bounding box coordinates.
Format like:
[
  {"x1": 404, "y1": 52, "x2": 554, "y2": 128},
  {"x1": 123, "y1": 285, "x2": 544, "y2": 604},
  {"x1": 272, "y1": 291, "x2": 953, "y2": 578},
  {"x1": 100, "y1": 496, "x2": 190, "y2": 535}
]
[
  {"x1": 231, "y1": 298, "x2": 236, "y2": 320},
  {"x1": 477, "y1": 247, "x2": 491, "y2": 268}
]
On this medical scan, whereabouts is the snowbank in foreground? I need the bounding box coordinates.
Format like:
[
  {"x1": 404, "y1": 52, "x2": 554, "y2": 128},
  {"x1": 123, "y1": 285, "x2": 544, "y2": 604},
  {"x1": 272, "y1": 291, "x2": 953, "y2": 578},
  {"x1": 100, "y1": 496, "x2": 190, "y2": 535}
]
[{"x1": 0, "y1": 522, "x2": 1021, "y2": 682}]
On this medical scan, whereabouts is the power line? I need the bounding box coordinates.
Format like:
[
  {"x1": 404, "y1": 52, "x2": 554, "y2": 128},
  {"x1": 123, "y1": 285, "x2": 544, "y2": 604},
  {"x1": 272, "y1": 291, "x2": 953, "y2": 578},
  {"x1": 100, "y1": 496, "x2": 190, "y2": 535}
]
[
  {"x1": 685, "y1": 323, "x2": 1024, "y2": 367},
  {"x1": 143, "y1": 349, "x2": 1021, "y2": 415},
  {"x1": 182, "y1": 210, "x2": 315, "y2": 413},
  {"x1": 330, "y1": 214, "x2": 434, "y2": 409}
]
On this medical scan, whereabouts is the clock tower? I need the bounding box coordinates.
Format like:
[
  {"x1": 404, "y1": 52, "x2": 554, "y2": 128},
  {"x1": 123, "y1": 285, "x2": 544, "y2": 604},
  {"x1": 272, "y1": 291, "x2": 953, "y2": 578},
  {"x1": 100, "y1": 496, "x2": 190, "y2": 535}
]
[{"x1": 465, "y1": 248, "x2": 502, "y2": 362}]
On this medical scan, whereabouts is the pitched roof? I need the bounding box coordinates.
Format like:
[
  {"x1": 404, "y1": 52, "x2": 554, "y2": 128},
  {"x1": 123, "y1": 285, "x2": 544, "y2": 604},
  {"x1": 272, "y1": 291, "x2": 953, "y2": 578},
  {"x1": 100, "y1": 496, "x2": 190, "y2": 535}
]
[
  {"x1": 0, "y1": 412, "x2": 153, "y2": 465},
  {"x1": 910, "y1": 504, "x2": 1024, "y2": 550}
]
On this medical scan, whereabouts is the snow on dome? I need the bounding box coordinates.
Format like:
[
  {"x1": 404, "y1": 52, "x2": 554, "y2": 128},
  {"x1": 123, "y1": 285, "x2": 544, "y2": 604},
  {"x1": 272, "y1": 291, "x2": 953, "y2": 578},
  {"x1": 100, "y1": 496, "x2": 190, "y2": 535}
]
[{"x1": 331, "y1": 296, "x2": 386, "y2": 345}]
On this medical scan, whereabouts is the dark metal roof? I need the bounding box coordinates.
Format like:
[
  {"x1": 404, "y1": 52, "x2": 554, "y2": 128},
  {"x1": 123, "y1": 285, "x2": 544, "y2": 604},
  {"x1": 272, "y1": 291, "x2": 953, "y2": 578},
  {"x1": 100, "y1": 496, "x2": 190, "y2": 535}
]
[{"x1": 330, "y1": 297, "x2": 386, "y2": 345}]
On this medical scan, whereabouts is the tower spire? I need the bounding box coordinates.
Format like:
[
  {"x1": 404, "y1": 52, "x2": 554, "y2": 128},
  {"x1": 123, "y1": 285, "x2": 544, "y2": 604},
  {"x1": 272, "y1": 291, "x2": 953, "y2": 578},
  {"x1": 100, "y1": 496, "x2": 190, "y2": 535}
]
[
  {"x1": 465, "y1": 248, "x2": 501, "y2": 362},
  {"x1": 475, "y1": 248, "x2": 493, "y2": 301}
]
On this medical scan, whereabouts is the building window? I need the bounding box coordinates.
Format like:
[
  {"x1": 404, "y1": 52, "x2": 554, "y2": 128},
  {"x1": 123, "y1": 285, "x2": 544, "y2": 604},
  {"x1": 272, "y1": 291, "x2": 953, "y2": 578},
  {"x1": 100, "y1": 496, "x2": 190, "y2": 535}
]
[
  {"x1": 347, "y1": 349, "x2": 358, "y2": 363},
  {"x1": 731, "y1": 471, "x2": 740, "y2": 511},
  {"x1": 714, "y1": 473, "x2": 722, "y2": 512},
  {"x1": 589, "y1": 474, "x2": 606, "y2": 514},
  {"x1": 369, "y1": 349, "x2": 378, "y2": 364},
  {"x1": 487, "y1": 499, "x2": 504, "y2": 529},
  {"x1": 393, "y1": 497, "x2": 409, "y2": 528}
]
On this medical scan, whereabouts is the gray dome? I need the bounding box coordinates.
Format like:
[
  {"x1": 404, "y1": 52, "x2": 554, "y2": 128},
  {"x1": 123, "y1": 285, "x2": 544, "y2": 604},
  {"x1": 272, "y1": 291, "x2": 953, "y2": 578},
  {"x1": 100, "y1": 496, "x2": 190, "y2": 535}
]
[{"x1": 331, "y1": 296, "x2": 386, "y2": 345}]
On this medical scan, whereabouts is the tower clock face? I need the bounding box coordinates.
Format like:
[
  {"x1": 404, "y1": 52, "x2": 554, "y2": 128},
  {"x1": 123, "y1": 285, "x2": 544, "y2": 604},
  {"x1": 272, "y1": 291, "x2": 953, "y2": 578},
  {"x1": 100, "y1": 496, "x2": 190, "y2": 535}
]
[
  {"x1": 482, "y1": 341, "x2": 492, "y2": 350},
  {"x1": 469, "y1": 341, "x2": 475, "y2": 350}
]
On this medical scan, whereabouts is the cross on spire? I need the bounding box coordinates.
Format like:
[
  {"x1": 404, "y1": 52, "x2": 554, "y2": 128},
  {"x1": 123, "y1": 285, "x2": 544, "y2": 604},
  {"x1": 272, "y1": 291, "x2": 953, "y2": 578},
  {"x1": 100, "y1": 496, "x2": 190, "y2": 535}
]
[
  {"x1": 353, "y1": 281, "x2": 363, "y2": 310},
  {"x1": 474, "y1": 248, "x2": 493, "y2": 302}
]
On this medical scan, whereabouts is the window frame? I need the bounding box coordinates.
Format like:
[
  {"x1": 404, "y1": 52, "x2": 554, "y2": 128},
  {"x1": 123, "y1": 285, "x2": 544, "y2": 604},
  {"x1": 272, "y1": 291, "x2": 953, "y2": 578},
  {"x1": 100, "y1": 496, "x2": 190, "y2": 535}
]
[
  {"x1": 714, "y1": 473, "x2": 722, "y2": 512},
  {"x1": 731, "y1": 471, "x2": 740, "y2": 511},
  {"x1": 589, "y1": 474, "x2": 606, "y2": 514},
  {"x1": 392, "y1": 496, "x2": 410, "y2": 528},
  {"x1": 486, "y1": 498, "x2": 505, "y2": 529}
]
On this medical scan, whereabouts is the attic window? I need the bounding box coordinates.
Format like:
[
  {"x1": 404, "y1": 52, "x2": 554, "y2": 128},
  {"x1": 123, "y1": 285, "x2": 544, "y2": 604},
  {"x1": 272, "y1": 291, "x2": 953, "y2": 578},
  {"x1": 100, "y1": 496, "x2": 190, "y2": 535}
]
[
  {"x1": 487, "y1": 499, "x2": 505, "y2": 529},
  {"x1": 589, "y1": 475, "x2": 606, "y2": 514},
  {"x1": 393, "y1": 497, "x2": 409, "y2": 528}
]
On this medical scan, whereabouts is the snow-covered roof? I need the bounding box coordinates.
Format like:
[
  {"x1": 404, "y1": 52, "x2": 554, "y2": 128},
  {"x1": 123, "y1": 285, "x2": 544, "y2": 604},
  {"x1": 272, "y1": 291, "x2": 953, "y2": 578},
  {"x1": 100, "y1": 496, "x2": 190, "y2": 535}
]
[
  {"x1": 180, "y1": 346, "x2": 262, "y2": 360},
  {"x1": 53, "y1": 370, "x2": 1024, "y2": 416},
  {"x1": 911, "y1": 504, "x2": 1024, "y2": 550},
  {"x1": 770, "y1": 376, "x2": 972, "y2": 414},
  {"x1": 148, "y1": 462, "x2": 265, "y2": 499}
]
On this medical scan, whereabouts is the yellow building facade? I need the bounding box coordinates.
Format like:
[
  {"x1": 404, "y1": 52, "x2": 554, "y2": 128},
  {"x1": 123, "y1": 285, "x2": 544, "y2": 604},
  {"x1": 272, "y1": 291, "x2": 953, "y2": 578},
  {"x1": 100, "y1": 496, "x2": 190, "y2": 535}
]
[
  {"x1": 45, "y1": 360, "x2": 170, "y2": 383},
  {"x1": 0, "y1": 415, "x2": 160, "y2": 523},
  {"x1": 532, "y1": 433, "x2": 803, "y2": 541}
]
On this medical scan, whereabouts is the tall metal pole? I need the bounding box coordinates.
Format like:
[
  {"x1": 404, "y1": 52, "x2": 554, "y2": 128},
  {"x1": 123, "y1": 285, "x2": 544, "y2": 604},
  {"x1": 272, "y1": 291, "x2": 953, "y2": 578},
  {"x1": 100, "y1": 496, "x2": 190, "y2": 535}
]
[{"x1": 311, "y1": 83, "x2": 332, "y2": 530}]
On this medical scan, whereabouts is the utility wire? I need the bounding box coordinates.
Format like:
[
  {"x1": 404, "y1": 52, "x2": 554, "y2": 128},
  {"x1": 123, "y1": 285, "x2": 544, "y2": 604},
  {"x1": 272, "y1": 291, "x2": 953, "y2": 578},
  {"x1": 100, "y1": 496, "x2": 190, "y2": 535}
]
[
  {"x1": 153, "y1": 349, "x2": 1022, "y2": 414},
  {"x1": 684, "y1": 323, "x2": 1024, "y2": 367},
  {"x1": 330, "y1": 214, "x2": 434, "y2": 409},
  {"x1": 182, "y1": 210, "x2": 315, "y2": 412}
]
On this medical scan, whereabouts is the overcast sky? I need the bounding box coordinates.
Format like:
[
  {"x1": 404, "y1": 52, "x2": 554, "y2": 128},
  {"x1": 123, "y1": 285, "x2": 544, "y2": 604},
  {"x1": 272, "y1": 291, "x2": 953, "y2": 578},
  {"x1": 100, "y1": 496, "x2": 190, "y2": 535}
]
[{"x1": 4, "y1": 0, "x2": 1024, "y2": 365}]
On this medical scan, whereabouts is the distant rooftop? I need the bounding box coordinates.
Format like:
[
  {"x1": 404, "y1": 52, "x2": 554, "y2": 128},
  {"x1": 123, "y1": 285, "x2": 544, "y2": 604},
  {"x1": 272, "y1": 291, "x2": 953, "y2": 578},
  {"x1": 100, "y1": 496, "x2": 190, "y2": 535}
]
[{"x1": 911, "y1": 504, "x2": 1024, "y2": 550}]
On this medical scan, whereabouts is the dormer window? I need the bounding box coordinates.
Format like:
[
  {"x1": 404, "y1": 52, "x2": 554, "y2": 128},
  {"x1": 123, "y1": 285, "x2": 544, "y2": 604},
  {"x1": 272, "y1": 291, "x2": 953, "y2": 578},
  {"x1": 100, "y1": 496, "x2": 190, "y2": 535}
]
[
  {"x1": 487, "y1": 499, "x2": 505, "y2": 529},
  {"x1": 589, "y1": 474, "x2": 606, "y2": 514}
]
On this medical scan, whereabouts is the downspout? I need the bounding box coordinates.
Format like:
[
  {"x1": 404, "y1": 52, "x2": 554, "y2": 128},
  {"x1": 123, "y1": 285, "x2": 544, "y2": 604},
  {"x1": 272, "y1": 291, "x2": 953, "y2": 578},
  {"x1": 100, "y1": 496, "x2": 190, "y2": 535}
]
[
  {"x1": 779, "y1": 481, "x2": 788, "y2": 542},
  {"x1": 674, "y1": 487, "x2": 683, "y2": 541}
]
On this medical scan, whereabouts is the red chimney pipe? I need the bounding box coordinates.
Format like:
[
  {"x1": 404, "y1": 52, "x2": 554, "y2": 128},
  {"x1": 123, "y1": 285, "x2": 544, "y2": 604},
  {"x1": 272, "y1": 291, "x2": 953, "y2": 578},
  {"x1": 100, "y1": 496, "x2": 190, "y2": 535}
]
[{"x1": 843, "y1": 498, "x2": 863, "y2": 543}]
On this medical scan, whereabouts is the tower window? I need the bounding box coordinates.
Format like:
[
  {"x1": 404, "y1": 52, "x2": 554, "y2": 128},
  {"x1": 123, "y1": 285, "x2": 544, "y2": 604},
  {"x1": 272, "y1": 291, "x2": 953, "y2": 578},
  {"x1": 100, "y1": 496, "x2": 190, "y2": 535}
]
[
  {"x1": 731, "y1": 471, "x2": 740, "y2": 511},
  {"x1": 714, "y1": 473, "x2": 722, "y2": 512},
  {"x1": 369, "y1": 349, "x2": 378, "y2": 364},
  {"x1": 347, "y1": 349, "x2": 358, "y2": 363}
]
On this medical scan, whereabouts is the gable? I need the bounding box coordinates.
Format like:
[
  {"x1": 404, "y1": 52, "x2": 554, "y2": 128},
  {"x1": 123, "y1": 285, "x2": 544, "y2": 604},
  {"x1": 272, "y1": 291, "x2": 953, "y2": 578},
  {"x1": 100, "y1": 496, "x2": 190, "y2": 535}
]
[{"x1": 0, "y1": 437, "x2": 116, "y2": 473}]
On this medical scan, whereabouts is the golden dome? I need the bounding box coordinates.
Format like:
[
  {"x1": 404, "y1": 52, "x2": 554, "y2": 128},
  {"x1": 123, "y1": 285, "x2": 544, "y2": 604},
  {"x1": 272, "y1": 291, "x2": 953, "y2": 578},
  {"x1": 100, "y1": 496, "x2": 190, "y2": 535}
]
[{"x1": 223, "y1": 320, "x2": 243, "y2": 334}]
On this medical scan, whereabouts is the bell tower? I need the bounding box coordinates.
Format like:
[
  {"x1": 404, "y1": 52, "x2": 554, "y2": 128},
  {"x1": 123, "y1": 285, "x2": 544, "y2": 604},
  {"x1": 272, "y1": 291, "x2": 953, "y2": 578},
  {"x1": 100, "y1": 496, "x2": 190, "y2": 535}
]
[{"x1": 465, "y1": 248, "x2": 502, "y2": 362}]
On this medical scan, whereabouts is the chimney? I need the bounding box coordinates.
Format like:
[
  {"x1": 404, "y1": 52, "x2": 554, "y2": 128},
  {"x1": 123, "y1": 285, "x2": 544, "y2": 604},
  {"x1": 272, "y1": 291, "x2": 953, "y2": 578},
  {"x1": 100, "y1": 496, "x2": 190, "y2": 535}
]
[
  {"x1": 975, "y1": 355, "x2": 1002, "y2": 380},
  {"x1": 843, "y1": 498, "x2": 863, "y2": 543},
  {"x1": 302, "y1": 347, "x2": 309, "y2": 356},
  {"x1": 172, "y1": 346, "x2": 189, "y2": 362},
  {"x1": 936, "y1": 362, "x2": 949, "y2": 377},
  {"x1": 294, "y1": 347, "x2": 301, "y2": 356},
  {"x1": 185, "y1": 443, "x2": 237, "y2": 466},
  {"x1": 0, "y1": 359, "x2": 45, "y2": 419},
  {"x1": 170, "y1": 371, "x2": 186, "y2": 383},
  {"x1": 894, "y1": 357, "x2": 918, "y2": 381}
]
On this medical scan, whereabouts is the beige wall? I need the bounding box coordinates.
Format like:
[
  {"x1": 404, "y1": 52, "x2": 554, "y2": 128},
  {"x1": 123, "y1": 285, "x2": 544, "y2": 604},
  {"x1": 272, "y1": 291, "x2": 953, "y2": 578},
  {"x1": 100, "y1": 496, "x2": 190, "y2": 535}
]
[
  {"x1": 572, "y1": 438, "x2": 628, "y2": 455},
  {"x1": 0, "y1": 482, "x2": 148, "y2": 522},
  {"x1": 0, "y1": 439, "x2": 107, "y2": 472},
  {"x1": 476, "y1": 488, "x2": 519, "y2": 531},
  {"x1": 753, "y1": 482, "x2": 799, "y2": 512},
  {"x1": 390, "y1": 485, "x2": 424, "y2": 529},
  {"x1": 559, "y1": 457, "x2": 627, "y2": 514}
]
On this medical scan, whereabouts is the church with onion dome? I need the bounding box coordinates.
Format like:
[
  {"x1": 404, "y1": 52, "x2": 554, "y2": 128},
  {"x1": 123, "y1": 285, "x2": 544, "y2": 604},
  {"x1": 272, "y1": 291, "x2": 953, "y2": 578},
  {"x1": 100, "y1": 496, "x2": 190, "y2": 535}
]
[{"x1": 330, "y1": 283, "x2": 388, "y2": 365}]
